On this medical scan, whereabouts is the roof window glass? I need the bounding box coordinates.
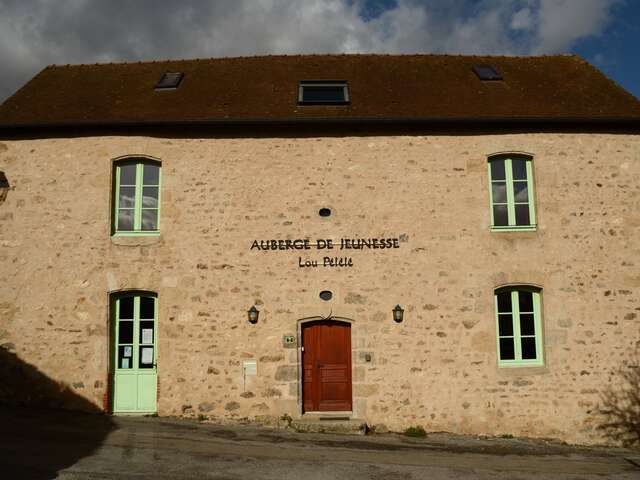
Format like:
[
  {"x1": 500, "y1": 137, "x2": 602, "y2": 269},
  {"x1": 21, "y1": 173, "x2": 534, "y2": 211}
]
[
  {"x1": 472, "y1": 65, "x2": 503, "y2": 81},
  {"x1": 299, "y1": 81, "x2": 349, "y2": 104},
  {"x1": 155, "y1": 72, "x2": 184, "y2": 90}
]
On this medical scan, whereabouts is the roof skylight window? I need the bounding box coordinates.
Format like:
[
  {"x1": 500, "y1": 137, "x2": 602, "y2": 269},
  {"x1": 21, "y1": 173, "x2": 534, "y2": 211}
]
[
  {"x1": 472, "y1": 65, "x2": 503, "y2": 81},
  {"x1": 155, "y1": 72, "x2": 184, "y2": 90},
  {"x1": 299, "y1": 81, "x2": 349, "y2": 104}
]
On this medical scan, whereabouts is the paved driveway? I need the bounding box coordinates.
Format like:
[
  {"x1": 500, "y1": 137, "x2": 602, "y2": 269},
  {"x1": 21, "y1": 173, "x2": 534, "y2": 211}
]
[{"x1": 1, "y1": 407, "x2": 638, "y2": 479}]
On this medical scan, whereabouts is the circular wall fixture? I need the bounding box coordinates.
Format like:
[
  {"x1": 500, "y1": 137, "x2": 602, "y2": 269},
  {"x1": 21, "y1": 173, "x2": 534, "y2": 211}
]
[
  {"x1": 318, "y1": 208, "x2": 332, "y2": 217},
  {"x1": 319, "y1": 290, "x2": 333, "y2": 301}
]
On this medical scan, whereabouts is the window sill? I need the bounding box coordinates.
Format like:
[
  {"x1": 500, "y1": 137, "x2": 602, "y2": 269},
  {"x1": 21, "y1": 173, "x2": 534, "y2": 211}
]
[
  {"x1": 498, "y1": 360, "x2": 545, "y2": 369},
  {"x1": 490, "y1": 225, "x2": 537, "y2": 232},
  {"x1": 496, "y1": 363, "x2": 548, "y2": 377},
  {"x1": 111, "y1": 233, "x2": 161, "y2": 247}
]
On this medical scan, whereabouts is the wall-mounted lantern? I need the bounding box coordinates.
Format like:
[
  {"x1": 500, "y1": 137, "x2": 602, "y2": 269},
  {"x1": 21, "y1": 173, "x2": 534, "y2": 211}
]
[
  {"x1": 0, "y1": 172, "x2": 9, "y2": 204},
  {"x1": 392, "y1": 304, "x2": 404, "y2": 323},
  {"x1": 247, "y1": 305, "x2": 260, "y2": 324}
]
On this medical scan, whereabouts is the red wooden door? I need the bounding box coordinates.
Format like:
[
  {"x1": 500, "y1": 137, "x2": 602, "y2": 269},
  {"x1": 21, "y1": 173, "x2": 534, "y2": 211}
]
[{"x1": 302, "y1": 320, "x2": 352, "y2": 412}]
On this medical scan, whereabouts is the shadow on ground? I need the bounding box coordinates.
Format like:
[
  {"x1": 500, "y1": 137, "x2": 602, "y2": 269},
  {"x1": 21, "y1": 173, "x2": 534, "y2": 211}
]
[
  {"x1": 0, "y1": 346, "x2": 115, "y2": 479},
  {"x1": 597, "y1": 349, "x2": 640, "y2": 448}
]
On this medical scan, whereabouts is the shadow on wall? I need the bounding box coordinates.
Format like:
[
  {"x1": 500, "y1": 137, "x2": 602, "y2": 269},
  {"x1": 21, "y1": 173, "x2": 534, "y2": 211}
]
[
  {"x1": 0, "y1": 345, "x2": 115, "y2": 478},
  {"x1": 597, "y1": 350, "x2": 640, "y2": 448}
]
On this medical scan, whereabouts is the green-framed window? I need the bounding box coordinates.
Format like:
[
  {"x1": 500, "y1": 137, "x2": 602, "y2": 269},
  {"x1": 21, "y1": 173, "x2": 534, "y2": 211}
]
[
  {"x1": 488, "y1": 155, "x2": 536, "y2": 231},
  {"x1": 495, "y1": 287, "x2": 544, "y2": 367},
  {"x1": 113, "y1": 160, "x2": 161, "y2": 235}
]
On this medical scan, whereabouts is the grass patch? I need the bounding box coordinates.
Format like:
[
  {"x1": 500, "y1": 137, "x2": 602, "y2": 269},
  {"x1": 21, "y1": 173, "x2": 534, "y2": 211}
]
[{"x1": 404, "y1": 425, "x2": 427, "y2": 438}]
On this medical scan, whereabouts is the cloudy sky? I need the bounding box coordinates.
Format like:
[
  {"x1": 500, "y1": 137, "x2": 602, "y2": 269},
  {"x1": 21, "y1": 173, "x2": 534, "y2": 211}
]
[{"x1": 0, "y1": 0, "x2": 638, "y2": 101}]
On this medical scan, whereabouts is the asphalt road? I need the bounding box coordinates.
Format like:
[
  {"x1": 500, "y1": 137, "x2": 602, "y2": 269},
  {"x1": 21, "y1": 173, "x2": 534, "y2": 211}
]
[{"x1": 1, "y1": 407, "x2": 638, "y2": 479}]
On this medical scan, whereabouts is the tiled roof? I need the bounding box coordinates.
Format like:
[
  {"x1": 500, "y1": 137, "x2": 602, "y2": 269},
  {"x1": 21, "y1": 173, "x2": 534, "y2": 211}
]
[{"x1": 1, "y1": 54, "x2": 639, "y2": 128}]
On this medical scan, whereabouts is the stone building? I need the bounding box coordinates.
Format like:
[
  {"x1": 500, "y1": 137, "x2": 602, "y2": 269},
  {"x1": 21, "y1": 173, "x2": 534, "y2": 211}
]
[{"x1": 0, "y1": 54, "x2": 639, "y2": 445}]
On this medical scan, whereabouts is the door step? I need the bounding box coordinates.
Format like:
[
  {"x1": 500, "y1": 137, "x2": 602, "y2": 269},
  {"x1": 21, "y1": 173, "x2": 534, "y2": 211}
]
[{"x1": 292, "y1": 416, "x2": 367, "y2": 435}]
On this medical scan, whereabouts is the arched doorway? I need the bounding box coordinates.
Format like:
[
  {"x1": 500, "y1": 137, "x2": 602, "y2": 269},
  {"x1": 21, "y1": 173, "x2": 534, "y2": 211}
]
[{"x1": 302, "y1": 320, "x2": 352, "y2": 412}]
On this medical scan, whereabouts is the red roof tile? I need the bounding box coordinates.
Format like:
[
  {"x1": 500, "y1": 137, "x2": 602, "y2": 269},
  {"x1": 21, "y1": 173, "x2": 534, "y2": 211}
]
[{"x1": 1, "y1": 54, "x2": 639, "y2": 128}]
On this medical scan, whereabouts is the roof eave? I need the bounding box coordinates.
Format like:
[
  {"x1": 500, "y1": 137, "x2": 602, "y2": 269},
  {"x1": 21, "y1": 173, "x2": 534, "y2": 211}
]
[{"x1": 1, "y1": 116, "x2": 640, "y2": 130}]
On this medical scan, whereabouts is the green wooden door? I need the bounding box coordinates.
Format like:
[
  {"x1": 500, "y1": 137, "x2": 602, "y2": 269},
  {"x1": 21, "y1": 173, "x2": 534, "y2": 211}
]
[{"x1": 112, "y1": 294, "x2": 158, "y2": 414}]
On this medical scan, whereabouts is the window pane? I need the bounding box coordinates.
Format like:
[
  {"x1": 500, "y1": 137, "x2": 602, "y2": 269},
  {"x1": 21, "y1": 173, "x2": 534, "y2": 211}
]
[
  {"x1": 139, "y1": 320, "x2": 155, "y2": 345},
  {"x1": 119, "y1": 297, "x2": 134, "y2": 319},
  {"x1": 140, "y1": 297, "x2": 155, "y2": 319},
  {"x1": 490, "y1": 160, "x2": 505, "y2": 180},
  {"x1": 521, "y1": 337, "x2": 537, "y2": 359},
  {"x1": 513, "y1": 182, "x2": 529, "y2": 203},
  {"x1": 512, "y1": 159, "x2": 527, "y2": 180},
  {"x1": 142, "y1": 187, "x2": 158, "y2": 208},
  {"x1": 493, "y1": 205, "x2": 508, "y2": 226},
  {"x1": 118, "y1": 321, "x2": 133, "y2": 344},
  {"x1": 518, "y1": 291, "x2": 534, "y2": 312},
  {"x1": 497, "y1": 292, "x2": 512, "y2": 313},
  {"x1": 139, "y1": 346, "x2": 154, "y2": 368},
  {"x1": 119, "y1": 164, "x2": 136, "y2": 185},
  {"x1": 143, "y1": 164, "x2": 159, "y2": 185},
  {"x1": 118, "y1": 346, "x2": 133, "y2": 369},
  {"x1": 492, "y1": 182, "x2": 507, "y2": 203},
  {"x1": 141, "y1": 209, "x2": 158, "y2": 231},
  {"x1": 520, "y1": 314, "x2": 535, "y2": 336},
  {"x1": 498, "y1": 314, "x2": 513, "y2": 336},
  {"x1": 499, "y1": 338, "x2": 515, "y2": 360},
  {"x1": 301, "y1": 86, "x2": 346, "y2": 103},
  {"x1": 118, "y1": 186, "x2": 136, "y2": 208},
  {"x1": 117, "y1": 209, "x2": 134, "y2": 231},
  {"x1": 515, "y1": 204, "x2": 531, "y2": 225}
]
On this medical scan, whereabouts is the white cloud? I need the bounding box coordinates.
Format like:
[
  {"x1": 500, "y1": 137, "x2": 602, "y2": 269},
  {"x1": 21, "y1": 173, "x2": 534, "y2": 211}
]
[
  {"x1": 511, "y1": 7, "x2": 534, "y2": 30},
  {"x1": 0, "y1": 0, "x2": 622, "y2": 101},
  {"x1": 534, "y1": 0, "x2": 620, "y2": 52}
]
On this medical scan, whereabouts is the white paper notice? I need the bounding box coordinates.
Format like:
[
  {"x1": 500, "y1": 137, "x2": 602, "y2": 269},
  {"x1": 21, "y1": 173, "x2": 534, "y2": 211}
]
[
  {"x1": 141, "y1": 347, "x2": 154, "y2": 365},
  {"x1": 141, "y1": 329, "x2": 153, "y2": 344},
  {"x1": 124, "y1": 346, "x2": 132, "y2": 357}
]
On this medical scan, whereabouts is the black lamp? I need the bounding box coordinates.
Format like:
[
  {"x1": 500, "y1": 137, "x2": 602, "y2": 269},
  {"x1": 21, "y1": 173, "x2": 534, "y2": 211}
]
[
  {"x1": 0, "y1": 172, "x2": 9, "y2": 204},
  {"x1": 248, "y1": 305, "x2": 259, "y2": 324},
  {"x1": 392, "y1": 304, "x2": 404, "y2": 323}
]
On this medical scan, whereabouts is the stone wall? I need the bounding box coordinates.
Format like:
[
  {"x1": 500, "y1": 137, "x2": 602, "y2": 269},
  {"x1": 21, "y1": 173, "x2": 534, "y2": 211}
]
[{"x1": 0, "y1": 131, "x2": 639, "y2": 445}]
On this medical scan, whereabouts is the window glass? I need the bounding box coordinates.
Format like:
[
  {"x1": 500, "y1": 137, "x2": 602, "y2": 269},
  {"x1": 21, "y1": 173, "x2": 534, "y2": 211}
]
[
  {"x1": 118, "y1": 321, "x2": 133, "y2": 344},
  {"x1": 142, "y1": 187, "x2": 159, "y2": 208},
  {"x1": 143, "y1": 164, "x2": 160, "y2": 185},
  {"x1": 493, "y1": 205, "x2": 509, "y2": 226},
  {"x1": 518, "y1": 291, "x2": 533, "y2": 312},
  {"x1": 140, "y1": 297, "x2": 155, "y2": 319},
  {"x1": 119, "y1": 297, "x2": 134, "y2": 319},
  {"x1": 514, "y1": 205, "x2": 530, "y2": 226},
  {"x1": 513, "y1": 182, "x2": 528, "y2": 203},
  {"x1": 521, "y1": 338, "x2": 537, "y2": 359},
  {"x1": 512, "y1": 159, "x2": 527, "y2": 180},
  {"x1": 119, "y1": 164, "x2": 136, "y2": 185},
  {"x1": 498, "y1": 314, "x2": 514, "y2": 336},
  {"x1": 114, "y1": 160, "x2": 161, "y2": 234},
  {"x1": 492, "y1": 182, "x2": 507, "y2": 203},
  {"x1": 497, "y1": 292, "x2": 512, "y2": 313},
  {"x1": 490, "y1": 159, "x2": 505, "y2": 180},
  {"x1": 141, "y1": 209, "x2": 158, "y2": 231},
  {"x1": 499, "y1": 338, "x2": 515, "y2": 360}
]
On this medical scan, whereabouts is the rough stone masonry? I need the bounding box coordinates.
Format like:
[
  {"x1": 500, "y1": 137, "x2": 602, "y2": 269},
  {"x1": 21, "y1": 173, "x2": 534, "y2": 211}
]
[{"x1": 0, "y1": 131, "x2": 639, "y2": 445}]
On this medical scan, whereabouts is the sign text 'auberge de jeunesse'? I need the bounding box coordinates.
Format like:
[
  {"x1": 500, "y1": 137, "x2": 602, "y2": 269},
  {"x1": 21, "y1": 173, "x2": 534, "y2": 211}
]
[{"x1": 250, "y1": 237, "x2": 401, "y2": 268}]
